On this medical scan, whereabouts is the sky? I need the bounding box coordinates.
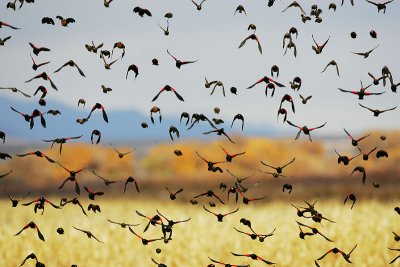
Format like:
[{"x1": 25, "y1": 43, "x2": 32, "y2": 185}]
[{"x1": 1, "y1": 0, "x2": 399, "y2": 141}]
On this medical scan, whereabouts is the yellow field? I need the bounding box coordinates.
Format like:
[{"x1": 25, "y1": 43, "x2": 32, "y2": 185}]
[{"x1": 1, "y1": 199, "x2": 399, "y2": 267}]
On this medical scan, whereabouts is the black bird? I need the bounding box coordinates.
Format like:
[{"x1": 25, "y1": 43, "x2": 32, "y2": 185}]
[
  {"x1": 231, "y1": 252, "x2": 275, "y2": 265},
  {"x1": 42, "y1": 135, "x2": 83, "y2": 154},
  {"x1": 0, "y1": 21, "x2": 20, "y2": 30},
  {"x1": 107, "y1": 219, "x2": 140, "y2": 228},
  {"x1": 41, "y1": 17, "x2": 54, "y2": 25},
  {"x1": 15, "y1": 221, "x2": 45, "y2": 241},
  {"x1": 91, "y1": 129, "x2": 101, "y2": 145},
  {"x1": 73, "y1": 226, "x2": 103, "y2": 243},
  {"x1": 334, "y1": 149, "x2": 361, "y2": 165},
  {"x1": 4, "y1": 187, "x2": 28, "y2": 207},
  {"x1": 193, "y1": 189, "x2": 225, "y2": 205},
  {"x1": 187, "y1": 114, "x2": 217, "y2": 130},
  {"x1": 167, "y1": 49, "x2": 198, "y2": 69},
  {"x1": 16, "y1": 150, "x2": 55, "y2": 163},
  {"x1": 29, "y1": 42, "x2": 50, "y2": 56},
  {"x1": 92, "y1": 169, "x2": 120, "y2": 186},
  {"x1": 57, "y1": 162, "x2": 86, "y2": 195},
  {"x1": 87, "y1": 103, "x2": 108, "y2": 123},
  {"x1": 84, "y1": 186, "x2": 104, "y2": 200},
  {"x1": 344, "y1": 193, "x2": 356, "y2": 209},
  {"x1": 231, "y1": 114, "x2": 244, "y2": 131},
  {"x1": 61, "y1": 198, "x2": 87, "y2": 216},
  {"x1": 124, "y1": 176, "x2": 140, "y2": 194},
  {"x1": 208, "y1": 257, "x2": 249, "y2": 267},
  {"x1": 191, "y1": 0, "x2": 206, "y2": 10},
  {"x1": 234, "y1": 5, "x2": 247, "y2": 15},
  {"x1": 219, "y1": 145, "x2": 245, "y2": 163},
  {"x1": 203, "y1": 205, "x2": 239, "y2": 222},
  {"x1": 25, "y1": 72, "x2": 58, "y2": 90},
  {"x1": 352, "y1": 45, "x2": 379, "y2": 58},
  {"x1": 88, "y1": 204, "x2": 101, "y2": 213},
  {"x1": 350, "y1": 166, "x2": 367, "y2": 184},
  {"x1": 365, "y1": 0, "x2": 394, "y2": 13},
  {"x1": 152, "y1": 85, "x2": 184, "y2": 102},
  {"x1": 0, "y1": 86, "x2": 31, "y2": 98},
  {"x1": 317, "y1": 245, "x2": 357, "y2": 264},
  {"x1": 260, "y1": 157, "x2": 295, "y2": 174},
  {"x1": 203, "y1": 128, "x2": 235, "y2": 144},
  {"x1": 238, "y1": 34, "x2": 262, "y2": 54},
  {"x1": 54, "y1": 60, "x2": 86, "y2": 77},
  {"x1": 286, "y1": 121, "x2": 327, "y2": 142},
  {"x1": 166, "y1": 187, "x2": 183, "y2": 200},
  {"x1": 133, "y1": 6, "x2": 152, "y2": 17},
  {"x1": 359, "y1": 103, "x2": 396, "y2": 117},
  {"x1": 343, "y1": 128, "x2": 371, "y2": 146}
]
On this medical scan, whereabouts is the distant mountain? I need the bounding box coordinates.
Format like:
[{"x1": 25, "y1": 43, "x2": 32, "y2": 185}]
[{"x1": 0, "y1": 95, "x2": 283, "y2": 145}]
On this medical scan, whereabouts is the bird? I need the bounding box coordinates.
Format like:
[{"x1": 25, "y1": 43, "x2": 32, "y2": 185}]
[
  {"x1": 57, "y1": 162, "x2": 86, "y2": 195},
  {"x1": 352, "y1": 45, "x2": 379, "y2": 58},
  {"x1": 365, "y1": 0, "x2": 394, "y2": 13},
  {"x1": 0, "y1": 36, "x2": 11, "y2": 46},
  {"x1": 42, "y1": 135, "x2": 83, "y2": 154},
  {"x1": 85, "y1": 41, "x2": 103, "y2": 53},
  {"x1": 334, "y1": 149, "x2": 361, "y2": 165},
  {"x1": 219, "y1": 145, "x2": 245, "y2": 163},
  {"x1": 29, "y1": 42, "x2": 50, "y2": 56},
  {"x1": 296, "y1": 221, "x2": 334, "y2": 242},
  {"x1": 169, "y1": 126, "x2": 180, "y2": 141},
  {"x1": 158, "y1": 21, "x2": 169, "y2": 36},
  {"x1": 300, "y1": 95, "x2": 312, "y2": 104},
  {"x1": 358, "y1": 146, "x2": 377, "y2": 161},
  {"x1": 167, "y1": 50, "x2": 198, "y2": 69},
  {"x1": 56, "y1": 16, "x2": 75, "y2": 26},
  {"x1": 234, "y1": 227, "x2": 276, "y2": 242},
  {"x1": 73, "y1": 226, "x2": 103, "y2": 243},
  {"x1": 231, "y1": 114, "x2": 244, "y2": 131},
  {"x1": 0, "y1": 86, "x2": 31, "y2": 98},
  {"x1": 101, "y1": 54, "x2": 119, "y2": 70},
  {"x1": 16, "y1": 150, "x2": 56, "y2": 163},
  {"x1": 338, "y1": 81, "x2": 384, "y2": 100},
  {"x1": 41, "y1": 17, "x2": 55, "y2": 25},
  {"x1": 287, "y1": 121, "x2": 327, "y2": 142},
  {"x1": 107, "y1": 219, "x2": 140, "y2": 228},
  {"x1": 203, "y1": 128, "x2": 235, "y2": 144},
  {"x1": 152, "y1": 85, "x2": 184, "y2": 102},
  {"x1": 84, "y1": 186, "x2": 104, "y2": 200},
  {"x1": 193, "y1": 189, "x2": 225, "y2": 204},
  {"x1": 126, "y1": 64, "x2": 139, "y2": 80},
  {"x1": 359, "y1": 103, "x2": 396, "y2": 117},
  {"x1": 88, "y1": 204, "x2": 101, "y2": 213},
  {"x1": 92, "y1": 169, "x2": 120, "y2": 186},
  {"x1": 112, "y1": 41, "x2": 126, "y2": 58},
  {"x1": 344, "y1": 193, "x2": 356, "y2": 209},
  {"x1": 86, "y1": 103, "x2": 108, "y2": 123},
  {"x1": 208, "y1": 257, "x2": 249, "y2": 267},
  {"x1": 350, "y1": 166, "x2": 367, "y2": 184},
  {"x1": 151, "y1": 258, "x2": 167, "y2": 267},
  {"x1": 260, "y1": 157, "x2": 295, "y2": 174},
  {"x1": 128, "y1": 227, "x2": 163, "y2": 245},
  {"x1": 376, "y1": 149, "x2": 389, "y2": 158},
  {"x1": 61, "y1": 198, "x2": 87, "y2": 216},
  {"x1": 30, "y1": 54, "x2": 50, "y2": 71},
  {"x1": 282, "y1": 1, "x2": 306, "y2": 14},
  {"x1": 0, "y1": 170, "x2": 13, "y2": 180},
  {"x1": 25, "y1": 72, "x2": 58, "y2": 90},
  {"x1": 231, "y1": 252, "x2": 275, "y2": 265},
  {"x1": 329, "y1": 3, "x2": 337, "y2": 11},
  {"x1": 279, "y1": 94, "x2": 296, "y2": 113},
  {"x1": 15, "y1": 222, "x2": 45, "y2": 241},
  {"x1": 321, "y1": 60, "x2": 340, "y2": 76},
  {"x1": 0, "y1": 21, "x2": 20, "y2": 30},
  {"x1": 103, "y1": 0, "x2": 114, "y2": 8},
  {"x1": 203, "y1": 205, "x2": 239, "y2": 222},
  {"x1": 101, "y1": 85, "x2": 112, "y2": 94},
  {"x1": 187, "y1": 114, "x2": 217, "y2": 130},
  {"x1": 234, "y1": 5, "x2": 247, "y2": 16},
  {"x1": 247, "y1": 76, "x2": 285, "y2": 89},
  {"x1": 166, "y1": 187, "x2": 183, "y2": 200},
  {"x1": 54, "y1": 60, "x2": 86, "y2": 77},
  {"x1": 191, "y1": 0, "x2": 206, "y2": 10},
  {"x1": 238, "y1": 34, "x2": 262, "y2": 54},
  {"x1": 133, "y1": 6, "x2": 152, "y2": 17},
  {"x1": 388, "y1": 247, "x2": 400, "y2": 264},
  {"x1": 124, "y1": 176, "x2": 140, "y2": 194},
  {"x1": 150, "y1": 106, "x2": 162, "y2": 124},
  {"x1": 312, "y1": 35, "x2": 330, "y2": 54},
  {"x1": 343, "y1": 128, "x2": 371, "y2": 146},
  {"x1": 317, "y1": 245, "x2": 357, "y2": 264},
  {"x1": 110, "y1": 143, "x2": 135, "y2": 159}
]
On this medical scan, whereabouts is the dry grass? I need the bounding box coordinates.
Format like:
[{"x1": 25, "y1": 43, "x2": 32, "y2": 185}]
[{"x1": 0, "y1": 198, "x2": 399, "y2": 267}]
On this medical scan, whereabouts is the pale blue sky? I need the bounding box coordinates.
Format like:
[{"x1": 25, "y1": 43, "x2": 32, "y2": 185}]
[{"x1": 1, "y1": 0, "x2": 399, "y2": 137}]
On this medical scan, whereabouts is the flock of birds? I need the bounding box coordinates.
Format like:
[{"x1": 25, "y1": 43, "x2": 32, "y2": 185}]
[{"x1": 0, "y1": 0, "x2": 399, "y2": 266}]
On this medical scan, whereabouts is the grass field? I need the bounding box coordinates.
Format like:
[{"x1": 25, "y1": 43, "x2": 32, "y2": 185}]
[{"x1": 1, "y1": 198, "x2": 399, "y2": 267}]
